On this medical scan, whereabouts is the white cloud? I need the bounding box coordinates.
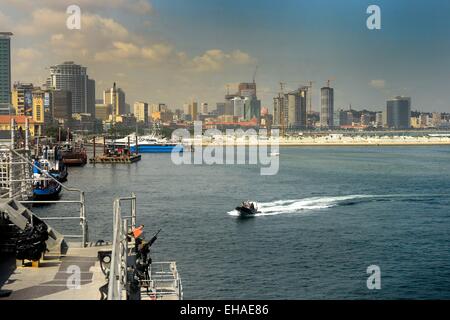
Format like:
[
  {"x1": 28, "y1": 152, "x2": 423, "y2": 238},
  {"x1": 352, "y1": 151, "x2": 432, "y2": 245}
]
[
  {"x1": 2, "y1": 0, "x2": 153, "y2": 16},
  {"x1": 369, "y1": 79, "x2": 386, "y2": 89},
  {"x1": 16, "y1": 48, "x2": 42, "y2": 60},
  {"x1": 94, "y1": 41, "x2": 173, "y2": 63},
  {"x1": 189, "y1": 49, "x2": 255, "y2": 72}
]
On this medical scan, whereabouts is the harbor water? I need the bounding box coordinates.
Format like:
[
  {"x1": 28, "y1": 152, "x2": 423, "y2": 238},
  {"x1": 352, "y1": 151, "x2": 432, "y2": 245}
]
[{"x1": 33, "y1": 146, "x2": 450, "y2": 299}]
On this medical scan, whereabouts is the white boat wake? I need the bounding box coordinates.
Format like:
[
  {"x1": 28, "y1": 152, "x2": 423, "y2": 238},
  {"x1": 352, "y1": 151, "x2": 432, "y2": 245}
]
[{"x1": 227, "y1": 195, "x2": 374, "y2": 217}]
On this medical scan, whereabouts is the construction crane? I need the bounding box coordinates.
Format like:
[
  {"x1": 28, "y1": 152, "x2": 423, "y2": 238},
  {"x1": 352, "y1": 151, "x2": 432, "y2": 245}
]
[{"x1": 252, "y1": 65, "x2": 258, "y2": 84}]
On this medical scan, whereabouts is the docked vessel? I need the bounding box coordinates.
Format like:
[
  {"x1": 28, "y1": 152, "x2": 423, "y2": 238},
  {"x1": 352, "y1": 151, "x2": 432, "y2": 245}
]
[
  {"x1": 32, "y1": 159, "x2": 62, "y2": 199},
  {"x1": 235, "y1": 201, "x2": 260, "y2": 217},
  {"x1": 60, "y1": 141, "x2": 87, "y2": 166},
  {"x1": 112, "y1": 134, "x2": 183, "y2": 153},
  {"x1": 39, "y1": 146, "x2": 68, "y2": 182}
]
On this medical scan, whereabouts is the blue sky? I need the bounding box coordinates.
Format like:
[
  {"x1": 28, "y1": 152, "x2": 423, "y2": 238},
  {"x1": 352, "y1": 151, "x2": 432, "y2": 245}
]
[{"x1": 1, "y1": 0, "x2": 450, "y2": 112}]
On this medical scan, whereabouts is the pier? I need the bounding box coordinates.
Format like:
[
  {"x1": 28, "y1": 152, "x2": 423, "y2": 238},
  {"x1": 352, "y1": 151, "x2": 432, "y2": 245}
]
[
  {"x1": 0, "y1": 120, "x2": 182, "y2": 300},
  {"x1": 89, "y1": 136, "x2": 142, "y2": 164}
]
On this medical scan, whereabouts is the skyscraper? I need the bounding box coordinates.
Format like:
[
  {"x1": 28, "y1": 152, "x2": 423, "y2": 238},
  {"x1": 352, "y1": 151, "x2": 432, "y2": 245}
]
[
  {"x1": 386, "y1": 96, "x2": 411, "y2": 129},
  {"x1": 46, "y1": 61, "x2": 95, "y2": 116},
  {"x1": 0, "y1": 32, "x2": 12, "y2": 115},
  {"x1": 286, "y1": 87, "x2": 308, "y2": 129},
  {"x1": 320, "y1": 86, "x2": 334, "y2": 128},
  {"x1": 273, "y1": 87, "x2": 307, "y2": 129},
  {"x1": 52, "y1": 90, "x2": 72, "y2": 125},
  {"x1": 133, "y1": 101, "x2": 149, "y2": 124},
  {"x1": 231, "y1": 97, "x2": 245, "y2": 119},
  {"x1": 201, "y1": 102, "x2": 208, "y2": 115},
  {"x1": 103, "y1": 83, "x2": 126, "y2": 116},
  {"x1": 244, "y1": 96, "x2": 261, "y2": 121}
]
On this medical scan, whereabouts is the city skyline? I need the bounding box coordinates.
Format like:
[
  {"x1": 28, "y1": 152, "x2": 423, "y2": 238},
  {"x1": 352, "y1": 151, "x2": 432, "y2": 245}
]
[{"x1": 1, "y1": 0, "x2": 450, "y2": 112}]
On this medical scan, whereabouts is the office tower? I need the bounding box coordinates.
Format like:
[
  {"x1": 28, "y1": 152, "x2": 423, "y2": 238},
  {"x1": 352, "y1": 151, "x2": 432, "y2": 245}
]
[
  {"x1": 191, "y1": 102, "x2": 198, "y2": 120},
  {"x1": 216, "y1": 102, "x2": 226, "y2": 116},
  {"x1": 376, "y1": 112, "x2": 383, "y2": 127},
  {"x1": 95, "y1": 103, "x2": 112, "y2": 121},
  {"x1": 46, "y1": 61, "x2": 95, "y2": 115},
  {"x1": 201, "y1": 102, "x2": 208, "y2": 114},
  {"x1": 87, "y1": 78, "x2": 96, "y2": 118},
  {"x1": 273, "y1": 88, "x2": 307, "y2": 129},
  {"x1": 361, "y1": 113, "x2": 371, "y2": 126},
  {"x1": 232, "y1": 97, "x2": 245, "y2": 119},
  {"x1": 386, "y1": 96, "x2": 411, "y2": 129},
  {"x1": 0, "y1": 32, "x2": 12, "y2": 115},
  {"x1": 273, "y1": 95, "x2": 284, "y2": 127},
  {"x1": 103, "y1": 83, "x2": 126, "y2": 116},
  {"x1": 320, "y1": 86, "x2": 334, "y2": 128},
  {"x1": 133, "y1": 101, "x2": 149, "y2": 124},
  {"x1": 244, "y1": 96, "x2": 261, "y2": 121},
  {"x1": 52, "y1": 90, "x2": 72, "y2": 125},
  {"x1": 12, "y1": 82, "x2": 34, "y2": 116},
  {"x1": 286, "y1": 87, "x2": 307, "y2": 129}
]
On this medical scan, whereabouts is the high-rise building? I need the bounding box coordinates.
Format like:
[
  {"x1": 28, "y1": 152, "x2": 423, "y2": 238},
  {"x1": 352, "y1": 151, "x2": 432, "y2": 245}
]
[
  {"x1": 201, "y1": 102, "x2": 208, "y2": 115},
  {"x1": 232, "y1": 97, "x2": 245, "y2": 119},
  {"x1": 216, "y1": 102, "x2": 226, "y2": 116},
  {"x1": 375, "y1": 112, "x2": 383, "y2": 127},
  {"x1": 191, "y1": 102, "x2": 198, "y2": 120},
  {"x1": 103, "y1": 83, "x2": 126, "y2": 116},
  {"x1": 95, "y1": 103, "x2": 112, "y2": 121},
  {"x1": 273, "y1": 88, "x2": 307, "y2": 129},
  {"x1": 320, "y1": 86, "x2": 334, "y2": 128},
  {"x1": 0, "y1": 32, "x2": 12, "y2": 115},
  {"x1": 12, "y1": 82, "x2": 34, "y2": 116},
  {"x1": 273, "y1": 95, "x2": 284, "y2": 127},
  {"x1": 32, "y1": 89, "x2": 52, "y2": 127},
  {"x1": 185, "y1": 101, "x2": 198, "y2": 120},
  {"x1": 52, "y1": 90, "x2": 72, "y2": 125},
  {"x1": 46, "y1": 61, "x2": 95, "y2": 115},
  {"x1": 244, "y1": 96, "x2": 261, "y2": 122},
  {"x1": 87, "y1": 78, "x2": 96, "y2": 118},
  {"x1": 238, "y1": 83, "x2": 257, "y2": 97},
  {"x1": 361, "y1": 113, "x2": 371, "y2": 126},
  {"x1": 133, "y1": 101, "x2": 149, "y2": 124},
  {"x1": 286, "y1": 87, "x2": 307, "y2": 129},
  {"x1": 386, "y1": 96, "x2": 411, "y2": 129}
]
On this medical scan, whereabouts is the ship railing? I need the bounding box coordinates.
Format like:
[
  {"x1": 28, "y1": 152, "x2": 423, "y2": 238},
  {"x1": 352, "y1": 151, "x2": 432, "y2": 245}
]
[
  {"x1": 108, "y1": 193, "x2": 136, "y2": 300},
  {"x1": 142, "y1": 261, "x2": 183, "y2": 300},
  {"x1": 0, "y1": 145, "x2": 88, "y2": 248}
]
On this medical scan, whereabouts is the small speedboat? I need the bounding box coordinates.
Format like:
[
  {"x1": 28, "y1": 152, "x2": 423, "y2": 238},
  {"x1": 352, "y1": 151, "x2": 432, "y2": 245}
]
[{"x1": 235, "y1": 201, "x2": 260, "y2": 217}]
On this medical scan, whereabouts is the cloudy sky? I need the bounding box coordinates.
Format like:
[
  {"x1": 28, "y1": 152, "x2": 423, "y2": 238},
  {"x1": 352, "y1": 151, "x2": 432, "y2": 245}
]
[{"x1": 1, "y1": 0, "x2": 450, "y2": 112}]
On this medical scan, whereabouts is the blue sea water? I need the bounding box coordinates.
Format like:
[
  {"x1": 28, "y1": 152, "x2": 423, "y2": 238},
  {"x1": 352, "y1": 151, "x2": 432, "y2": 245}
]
[{"x1": 35, "y1": 146, "x2": 450, "y2": 299}]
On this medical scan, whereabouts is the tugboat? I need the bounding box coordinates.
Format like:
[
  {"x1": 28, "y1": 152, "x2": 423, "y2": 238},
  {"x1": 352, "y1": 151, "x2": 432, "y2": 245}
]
[
  {"x1": 235, "y1": 201, "x2": 260, "y2": 217},
  {"x1": 32, "y1": 159, "x2": 62, "y2": 199},
  {"x1": 40, "y1": 146, "x2": 68, "y2": 182}
]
